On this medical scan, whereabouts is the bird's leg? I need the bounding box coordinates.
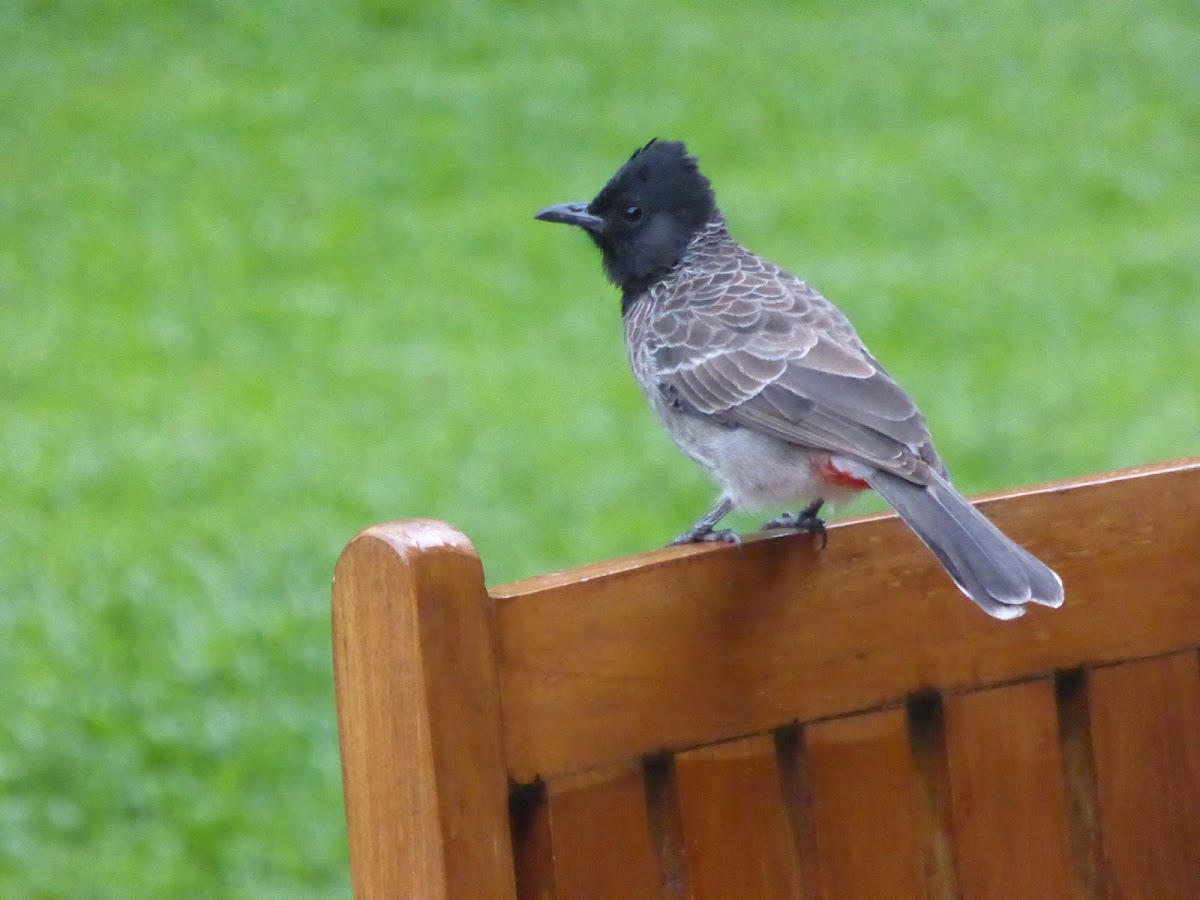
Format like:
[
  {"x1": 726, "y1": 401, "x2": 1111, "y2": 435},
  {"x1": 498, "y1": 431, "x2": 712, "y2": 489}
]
[
  {"x1": 669, "y1": 496, "x2": 739, "y2": 546},
  {"x1": 762, "y1": 499, "x2": 827, "y2": 548}
]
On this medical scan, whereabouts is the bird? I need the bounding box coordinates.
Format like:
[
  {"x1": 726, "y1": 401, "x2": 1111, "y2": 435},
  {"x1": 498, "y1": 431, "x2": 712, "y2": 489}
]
[{"x1": 534, "y1": 139, "x2": 1064, "y2": 619}]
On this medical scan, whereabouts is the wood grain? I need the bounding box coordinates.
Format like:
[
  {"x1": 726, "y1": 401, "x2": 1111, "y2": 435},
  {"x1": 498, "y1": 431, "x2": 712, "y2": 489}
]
[
  {"x1": 544, "y1": 765, "x2": 661, "y2": 900},
  {"x1": 804, "y1": 708, "x2": 929, "y2": 899},
  {"x1": 943, "y1": 680, "x2": 1076, "y2": 899},
  {"x1": 332, "y1": 522, "x2": 517, "y2": 900},
  {"x1": 674, "y1": 735, "x2": 804, "y2": 900},
  {"x1": 1088, "y1": 652, "x2": 1200, "y2": 899},
  {"x1": 494, "y1": 458, "x2": 1200, "y2": 782}
]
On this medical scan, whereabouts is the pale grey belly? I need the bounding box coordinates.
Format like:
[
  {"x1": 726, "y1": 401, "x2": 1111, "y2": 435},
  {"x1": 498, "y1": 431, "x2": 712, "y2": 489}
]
[{"x1": 650, "y1": 399, "x2": 837, "y2": 510}]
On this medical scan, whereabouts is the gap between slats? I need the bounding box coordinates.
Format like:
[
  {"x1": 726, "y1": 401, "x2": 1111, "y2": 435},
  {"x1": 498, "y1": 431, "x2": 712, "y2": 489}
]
[
  {"x1": 1055, "y1": 669, "x2": 1107, "y2": 898},
  {"x1": 775, "y1": 726, "x2": 824, "y2": 900},
  {"x1": 644, "y1": 755, "x2": 690, "y2": 900},
  {"x1": 907, "y1": 693, "x2": 959, "y2": 900}
]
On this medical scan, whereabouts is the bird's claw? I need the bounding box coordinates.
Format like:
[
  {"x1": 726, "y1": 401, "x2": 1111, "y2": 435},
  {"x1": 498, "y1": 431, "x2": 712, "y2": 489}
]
[
  {"x1": 761, "y1": 509, "x2": 828, "y2": 549},
  {"x1": 668, "y1": 527, "x2": 742, "y2": 548}
]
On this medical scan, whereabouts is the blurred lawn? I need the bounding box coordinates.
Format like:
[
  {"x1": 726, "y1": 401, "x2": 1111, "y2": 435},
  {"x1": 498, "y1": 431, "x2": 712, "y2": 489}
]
[{"x1": 2, "y1": 0, "x2": 1197, "y2": 894}]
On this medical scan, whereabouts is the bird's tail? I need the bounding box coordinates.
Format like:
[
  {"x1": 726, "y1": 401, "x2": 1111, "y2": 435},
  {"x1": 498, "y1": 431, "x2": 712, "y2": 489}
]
[{"x1": 866, "y1": 469, "x2": 1064, "y2": 619}]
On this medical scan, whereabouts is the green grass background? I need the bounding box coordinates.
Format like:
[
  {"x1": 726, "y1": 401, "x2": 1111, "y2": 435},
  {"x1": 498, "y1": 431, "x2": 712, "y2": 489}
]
[{"x1": 2, "y1": 0, "x2": 1197, "y2": 894}]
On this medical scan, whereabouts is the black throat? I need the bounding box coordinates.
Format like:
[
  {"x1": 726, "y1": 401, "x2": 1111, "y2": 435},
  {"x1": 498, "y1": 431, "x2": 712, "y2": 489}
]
[{"x1": 619, "y1": 270, "x2": 672, "y2": 316}]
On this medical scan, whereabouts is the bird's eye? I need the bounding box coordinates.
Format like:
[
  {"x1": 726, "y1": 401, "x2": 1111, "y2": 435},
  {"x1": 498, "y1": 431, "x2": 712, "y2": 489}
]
[{"x1": 622, "y1": 206, "x2": 643, "y2": 224}]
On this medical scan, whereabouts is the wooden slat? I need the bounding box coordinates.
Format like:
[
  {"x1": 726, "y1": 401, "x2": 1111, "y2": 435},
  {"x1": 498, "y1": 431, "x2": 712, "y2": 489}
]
[
  {"x1": 1088, "y1": 653, "x2": 1200, "y2": 898},
  {"x1": 804, "y1": 708, "x2": 929, "y2": 898},
  {"x1": 674, "y1": 735, "x2": 803, "y2": 900},
  {"x1": 332, "y1": 522, "x2": 516, "y2": 900},
  {"x1": 943, "y1": 680, "x2": 1076, "y2": 899},
  {"x1": 544, "y1": 765, "x2": 661, "y2": 900},
  {"x1": 494, "y1": 459, "x2": 1200, "y2": 781}
]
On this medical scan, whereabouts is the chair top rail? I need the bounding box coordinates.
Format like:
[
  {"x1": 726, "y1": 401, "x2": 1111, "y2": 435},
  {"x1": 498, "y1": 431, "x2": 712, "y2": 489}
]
[{"x1": 489, "y1": 458, "x2": 1200, "y2": 782}]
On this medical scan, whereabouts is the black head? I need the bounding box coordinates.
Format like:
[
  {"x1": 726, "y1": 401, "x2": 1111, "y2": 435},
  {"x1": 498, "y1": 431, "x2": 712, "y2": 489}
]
[{"x1": 535, "y1": 139, "x2": 717, "y2": 295}]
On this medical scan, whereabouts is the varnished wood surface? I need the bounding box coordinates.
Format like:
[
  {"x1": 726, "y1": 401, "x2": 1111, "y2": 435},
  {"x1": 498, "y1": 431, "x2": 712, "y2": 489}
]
[
  {"x1": 1087, "y1": 652, "x2": 1200, "y2": 899},
  {"x1": 943, "y1": 680, "x2": 1077, "y2": 898},
  {"x1": 493, "y1": 458, "x2": 1200, "y2": 782},
  {"x1": 803, "y1": 709, "x2": 931, "y2": 898},
  {"x1": 545, "y1": 765, "x2": 662, "y2": 900},
  {"x1": 673, "y1": 735, "x2": 804, "y2": 900},
  {"x1": 332, "y1": 522, "x2": 517, "y2": 900}
]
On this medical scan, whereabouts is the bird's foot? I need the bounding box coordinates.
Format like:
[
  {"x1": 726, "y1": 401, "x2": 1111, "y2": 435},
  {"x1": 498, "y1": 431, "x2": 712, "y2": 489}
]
[
  {"x1": 761, "y1": 501, "x2": 827, "y2": 549},
  {"x1": 668, "y1": 526, "x2": 741, "y2": 548},
  {"x1": 667, "y1": 497, "x2": 738, "y2": 548}
]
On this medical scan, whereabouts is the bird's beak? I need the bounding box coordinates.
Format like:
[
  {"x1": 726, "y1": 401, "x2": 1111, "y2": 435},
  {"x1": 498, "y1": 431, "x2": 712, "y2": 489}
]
[{"x1": 534, "y1": 201, "x2": 605, "y2": 234}]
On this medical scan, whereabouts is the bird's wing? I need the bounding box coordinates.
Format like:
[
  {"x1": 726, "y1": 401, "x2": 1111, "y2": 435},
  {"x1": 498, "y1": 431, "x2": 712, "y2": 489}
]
[{"x1": 644, "y1": 252, "x2": 945, "y2": 483}]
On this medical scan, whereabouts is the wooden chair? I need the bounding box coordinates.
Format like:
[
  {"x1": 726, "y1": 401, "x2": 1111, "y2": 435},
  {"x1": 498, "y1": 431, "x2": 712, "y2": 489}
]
[{"x1": 332, "y1": 458, "x2": 1200, "y2": 899}]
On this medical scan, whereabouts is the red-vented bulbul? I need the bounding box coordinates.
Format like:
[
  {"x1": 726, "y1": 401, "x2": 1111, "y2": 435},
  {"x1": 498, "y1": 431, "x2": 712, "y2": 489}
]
[{"x1": 535, "y1": 139, "x2": 1063, "y2": 619}]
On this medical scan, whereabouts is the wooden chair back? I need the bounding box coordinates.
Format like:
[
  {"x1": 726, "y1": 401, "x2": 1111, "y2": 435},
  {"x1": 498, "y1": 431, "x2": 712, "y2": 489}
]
[{"x1": 332, "y1": 458, "x2": 1200, "y2": 899}]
